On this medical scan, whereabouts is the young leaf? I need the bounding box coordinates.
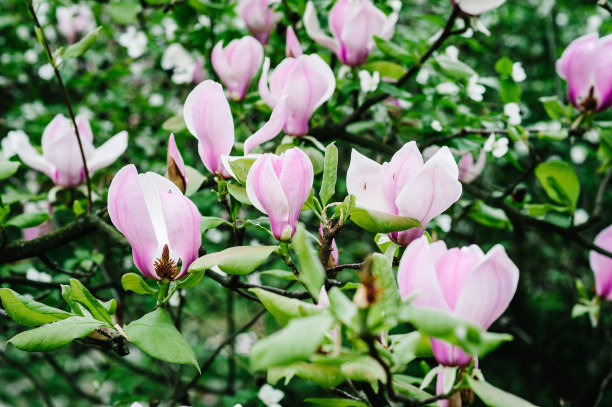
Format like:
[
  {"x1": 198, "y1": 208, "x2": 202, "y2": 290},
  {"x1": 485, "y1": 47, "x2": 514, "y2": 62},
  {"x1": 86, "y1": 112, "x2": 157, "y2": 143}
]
[
  {"x1": 124, "y1": 308, "x2": 199, "y2": 371},
  {"x1": 0, "y1": 161, "x2": 19, "y2": 180},
  {"x1": 249, "y1": 288, "x2": 322, "y2": 326},
  {"x1": 0, "y1": 288, "x2": 72, "y2": 327},
  {"x1": 328, "y1": 287, "x2": 359, "y2": 331},
  {"x1": 161, "y1": 115, "x2": 187, "y2": 133},
  {"x1": 62, "y1": 27, "x2": 102, "y2": 60},
  {"x1": 268, "y1": 362, "x2": 345, "y2": 389},
  {"x1": 227, "y1": 157, "x2": 257, "y2": 184},
  {"x1": 467, "y1": 377, "x2": 539, "y2": 407},
  {"x1": 200, "y1": 216, "x2": 230, "y2": 232},
  {"x1": 5, "y1": 212, "x2": 50, "y2": 229},
  {"x1": 183, "y1": 165, "x2": 206, "y2": 197},
  {"x1": 7, "y1": 316, "x2": 101, "y2": 352},
  {"x1": 320, "y1": 143, "x2": 338, "y2": 206},
  {"x1": 350, "y1": 207, "x2": 420, "y2": 233},
  {"x1": 227, "y1": 183, "x2": 252, "y2": 205},
  {"x1": 535, "y1": 161, "x2": 580, "y2": 211},
  {"x1": 121, "y1": 273, "x2": 158, "y2": 295},
  {"x1": 250, "y1": 314, "x2": 334, "y2": 371},
  {"x1": 292, "y1": 226, "x2": 326, "y2": 300},
  {"x1": 69, "y1": 279, "x2": 114, "y2": 325},
  {"x1": 175, "y1": 269, "x2": 206, "y2": 289},
  {"x1": 189, "y1": 245, "x2": 276, "y2": 275}
]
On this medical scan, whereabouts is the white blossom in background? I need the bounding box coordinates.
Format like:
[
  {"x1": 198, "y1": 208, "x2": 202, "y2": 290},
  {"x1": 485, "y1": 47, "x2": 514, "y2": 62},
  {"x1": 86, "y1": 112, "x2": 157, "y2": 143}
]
[
  {"x1": 389, "y1": 0, "x2": 402, "y2": 12},
  {"x1": 235, "y1": 332, "x2": 257, "y2": 356},
  {"x1": 436, "y1": 82, "x2": 460, "y2": 95},
  {"x1": 484, "y1": 134, "x2": 509, "y2": 158},
  {"x1": 514, "y1": 139, "x2": 529, "y2": 155},
  {"x1": 585, "y1": 130, "x2": 600, "y2": 144},
  {"x1": 21, "y1": 101, "x2": 45, "y2": 120},
  {"x1": 258, "y1": 384, "x2": 284, "y2": 407},
  {"x1": 504, "y1": 102, "x2": 522, "y2": 125},
  {"x1": 467, "y1": 75, "x2": 485, "y2": 101},
  {"x1": 359, "y1": 70, "x2": 380, "y2": 93},
  {"x1": 24, "y1": 49, "x2": 38, "y2": 64},
  {"x1": 436, "y1": 214, "x2": 452, "y2": 233},
  {"x1": 26, "y1": 267, "x2": 52, "y2": 283},
  {"x1": 512, "y1": 62, "x2": 526, "y2": 83},
  {"x1": 416, "y1": 66, "x2": 432, "y2": 84},
  {"x1": 149, "y1": 93, "x2": 163, "y2": 107},
  {"x1": 1, "y1": 130, "x2": 28, "y2": 160},
  {"x1": 470, "y1": 17, "x2": 491, "y2": 36},
  {"x1": 129, "y1": 403, "x2": 145, "y2": 407},
  {"x1": 445, "y1": 45, "x2": 459, "y2": 61},
  {"x1": 587, "y1": 15, "x2": 603, "y2": 33},
  {"x1": 574, "y1": 209, "x2": 589, "y2": 226},
  {"x1": 431, "y1": 120, "x2": 443, "y2": 132},
  {"x1": 38, "y1": 63, "x2": 54, "y2": 80},
  {"x1": 555, "y1": 12, "x2": 569, "y2": 26},
  {"x1": 161, "y1": 44, "x2": 198, "y2": 84},
  {"x1": 118, "y1": 26, "x2": 148, "y2": 58},
  {"x1": 570, "y1": 145, "x2": 588, "y2": 164},
  {"x1": 162, "y1": 17, "x2": 178, "y2": 41}
]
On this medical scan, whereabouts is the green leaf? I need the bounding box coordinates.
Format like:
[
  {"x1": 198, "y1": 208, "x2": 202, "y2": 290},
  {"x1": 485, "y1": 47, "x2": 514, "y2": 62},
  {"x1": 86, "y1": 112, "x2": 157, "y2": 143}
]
[
  {"x1": 189, "y1": 245, "x2": 276, "y2": 275},
  {"x1": 72, "y1": 200, "x2": 84, "y2": 217},
  {"x1": 227, "y1": 183, "x2": 252, "y2": 205},
  {"x1": 0, "y1": 288, "x2": 72, "y2": 327},
  {"x1": 61, "y1": 285, "x2": 84, "y2": 316},
  {"x1": 468, "y1": 201, "x2": 511, "y2": 230},
  {"x1": 467, "y1": 377, "x2": 539, "y2": 407},
  {"x1": 175, "y1": 269, "x2": 206, "y2": 289},
  {"x1": 268, "y1": 362, "x2": 345, "y2": 389},
  {"x1": 367, "y1": 253, "x2": 400, "y2": 332},
  {"x1": 320, "y1": 143, "x2": 338, "y2": 206},
  {"x1": 328, "y1": 287, "x2": 359, "y2": 331},
  {"x1": 161, "y1": 115, "x2": 186, "y2": 133},
  {"x1": 535, "y1": 160, "x2": 580, "y2": 211},
  {"x1": 184, "y1": 165, "x2": 206, "y2": 197},
  {"x1": 435, "y1": 55, "x2": 476, "y2": 79},
  {"x1": 304, "y1": 147, "x2": 325, "y2": 175},
  {"x1": 292, "y1": 226, "x2": 326, "y2": 300},
  {"x1": 121, "y1": 273, "x2": 158, "y2": 295},
  {"x1": 373, "y1": 36, "x2": 410, "y2": 61},
  {"x1": 62, "y1": 27, "x2": 101, "y2": 60},
  {"x1": 363, "y1": 61, "x2": 406, "y2": 80},
  {"x1": 69, "y1": 279, "x2": 113, "y2": 325},
  {"x1": 390, "y1": 332, "x2": 432, "y2": 365},
  {"x1": 350, "y1": 206, "x2": 421, "y2": 233},
  {"x1": 250, "y1": 314, "x2": 334, "y2": 371},
  {"x1": 124, "y1": 308, "x2": 199, "y2": 370},
  {"x1": 494, "y1": 57, "x2": 513, "y2": 76},
  {"x1": 200, "y1": 216, "x2": 230, "y2": 232},
  {"x1": 5, "y1": 212, "x2": 50, "y2": 229},
  {"x1": 108, "y1": 0, "x2": 142, "y2": 24},
  {"x1": 499, "y1": 78, "x2": 521, "y2": 104},
  {"x1": 7, "y1": 316, "x2": 101, "y2": 352},
  {"x1": 304, "y1": 398, "x2": 368, "y2": 407},
  {"x1": 539, "y1": 96, "x2": 573, "y2": 121},
  {"x1": 226, "y1": 157, "x2": 256, "y2": 184},
  {"x1": 0, "y1": 161, "x2": 19, "y2": 179},
  {"x1": 340, "y1": 356, "x2": 386, "y2": 383},
  {"x1": 249, "y1": 288, "x2": 321, "y2": 326}
]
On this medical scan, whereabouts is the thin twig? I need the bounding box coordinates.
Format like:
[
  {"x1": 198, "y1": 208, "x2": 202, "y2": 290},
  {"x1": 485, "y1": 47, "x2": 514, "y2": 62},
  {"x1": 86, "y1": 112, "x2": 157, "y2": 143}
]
[
  {"x1": 27, "y1": 2, "x2": 92, "y2": 214},
  {"x1": 39, "y1": 254, "x2": 94, "y2": 278},
  {"x1": 326, "y1": 263, "x2": 364, "y2": 274}
]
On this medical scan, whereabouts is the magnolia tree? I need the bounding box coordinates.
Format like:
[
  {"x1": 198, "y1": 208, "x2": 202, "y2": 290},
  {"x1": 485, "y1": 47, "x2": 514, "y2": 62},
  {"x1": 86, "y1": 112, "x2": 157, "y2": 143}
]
[{"x1": 1, "y1": 0, "x2": 612, "y2": 406}]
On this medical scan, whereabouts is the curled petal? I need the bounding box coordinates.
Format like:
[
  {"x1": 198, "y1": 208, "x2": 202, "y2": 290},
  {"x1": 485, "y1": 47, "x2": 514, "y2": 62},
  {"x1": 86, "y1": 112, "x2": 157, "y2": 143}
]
[
  {"x1": 346, "y1": 149, "x2": 390, "y2": 213},
  {"x1": 304, "y1": 1, "x2": 340, "y2": 55},
  {"x1": 258, "y1": 57, "x2": 278, "y2": 108},
  {"x1": 286, "y1": 26, "x2": 303, "y2": 58},
  {"x1": 590, "y1": 224, "x2": 612, "y2": 300},
  {"x1": 167, "y1": 133, "x2": 187, "y2": 192},
  {"x1": 243, "y1": 96, "x2": 287, "y2": 155},
  {"x1": 277, "y1": 148, "x2": 313, "y2": 235},
  {"x1": 88, "y1": 131, "x2": 128, "y2": 173}
]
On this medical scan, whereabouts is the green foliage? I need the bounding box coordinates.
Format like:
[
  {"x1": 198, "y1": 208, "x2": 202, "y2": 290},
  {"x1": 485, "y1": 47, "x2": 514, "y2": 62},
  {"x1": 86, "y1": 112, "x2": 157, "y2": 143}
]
[
  {"x1": 189, "y1": 245, "x2": 276, "y2": 275},
  {"x1": 535, "y1": 160, "x2": 581, "y2": 211},
  {"x1": 0, "y1": 288, "x2": 72, "y2": 327},
  {"x1": 8, "y1": 316, "x2": 102, "y2": 352},
  {"x1": 349, "y1": 206, "x2": 421, "y2": 233},
  {"x1": 292, "y1": 226, "x2": 326, "y2": 300},
  {"x1": 121, "y1": 273, "x2": 158, "y2": 295}
]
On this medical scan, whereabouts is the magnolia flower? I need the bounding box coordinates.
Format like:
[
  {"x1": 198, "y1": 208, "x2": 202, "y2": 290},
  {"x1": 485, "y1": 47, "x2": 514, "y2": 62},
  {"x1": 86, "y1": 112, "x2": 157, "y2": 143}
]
[
  {"x1": 258, "y1": 384, "x2": 284, "y2": 407},
  {"x1": 118, "y1": 26, "x2": 148, "y2": 58},
  {"x1": 346, "y1": 142, "x2": 462, "y2": 245},
  {"x1": 184, "y1": 80, "x2": 285, "y2": 171},
  {"x1": 286, "y1": 26, "x2": 303, "y2": 58},
  {"x1": 108, "y1": 165, "x2": 201, "y2": 280},
  {"x1": 483, "y1": 134, "x2": 508, "y2": 158},
  {"x1": 238, "y1": 0, "x2": 282, "y2": 44},
  {"x1": 212, "y1": 36, "x2": 264, "y2": 100},
  {"x1": 167, "y1": 134, "x2": 187, "y2": 193},
  {"x1": 512, "y1": 62, "x2": 527, "y2": 83},
  {"x1": 256, "y1": 54, "x2": 335, "y2": 138},
  {"x1": 458, "y1": 149, "x2": 486, "y2": 183},
  {"x1": 1, "y1": 130, "x2": 28, "y2": 160},
  {"x1": 359, "y1": 70, "x2": 380, "y2": 93},
  {"x1": 56, "y1": 4, "x2": 95, "y2": 43},
  {"x1": 590, "y1": 225, "x2": 612, "y2": 300},
  {"x1": 304, "y1": 0, "x2": 397, "y2": 66},
  {"x1": 504, "y1": 102, "x2": 522, "y2": 125},
  {"x1": 161, "y1": 44, "x2": 205, "y2": 85},
  {"x1": 556, "y1": 34, "x2": 612, "y2": 112},
  {"x1": 467, "y1": 75, "x2": 485, "y2": 101},
  {"x1": 451, "y1": 0, "x2": 507, "y2": 16},
  {"x1": 246, "y1": 147, "x2": 313, "y2": 241},
  {"x1": 397, "y1": 236, "x2": 519, "y2": 366},
  {"x1": 16, "y1": 114, "x2": 128, "y2": 187}
]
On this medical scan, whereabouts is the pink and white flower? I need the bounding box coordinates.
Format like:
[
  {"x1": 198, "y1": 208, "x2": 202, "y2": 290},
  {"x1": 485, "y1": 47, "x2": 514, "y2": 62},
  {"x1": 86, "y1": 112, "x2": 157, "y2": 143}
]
[
  {"x1": 590, "y1": 225, "x2": 612, "y2": 300},
  {"x1": 238, "y1": 0, "x2": 282, "y2": 44},
  {"x1": 212, "y1": 36, "x2": 264, "y2": 101}
]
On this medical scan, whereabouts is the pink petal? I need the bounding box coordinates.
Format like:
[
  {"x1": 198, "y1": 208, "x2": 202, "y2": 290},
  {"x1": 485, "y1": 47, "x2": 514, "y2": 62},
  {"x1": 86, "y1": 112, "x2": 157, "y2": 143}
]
[
  {"x1": 183, "y1": 80, "x2": 235, "y2": 174},
  {"x1": 380, "y1": 141, "x2": 424, "y2": 214},
  {"x1": 243, "y1": 96, "x2": 287, "y2": 155},
  {"x1": 303, "y1": 1, "x2": 340, "y2": 54},
  {"x1": 590, "y1": 224, "x2": 612, "y2": 300},
  {"x1": 338, "y1": 1, "x2": 388, "y2": 65},
  {"x1": 431, "y1": 339, "x2": 473, "y2": 367},
  {"x1": 277, "y1": 148, "x2": 313, "y2": 235},
  {"x1": 212, "y1": 37, "x2": 263, "y2": 101},
  {"x1": 107, "y1": 165, "x2": 159, "y2": 279},
  {"x1": 346, "y1": 149, "x2": 391, "y2": 214},
  {"x1": 556, "y1": 34, "x2": 598, "y2": 109},
  {"x1": 434, "y1": 246, "x2": 483, "y2": 310},
  {"x1": 397, "y1": 236, "x2": 449, "y2": 310},
  {"x1": 453, "y1": 245, "x2": 519, "y2": 329},
  {"x1": 268, "y1": 57, "x2": 297, "y2": 104},
  {"x1": 594, "y1": 35, "x2": 612, "y2": 111},
  {"x1": 75, "y1": 115, "x2": 94, "y2": 143},
  {"x1": 259, "y1": 57, "x2": 279, "y2": 108},
  {"x1": 167, "y1": 133, "x2": 186, "y2": 181},
  {"x1": 16, "y1": 138, "x2": 55, "y2": 179},
  {"x1": 88, "y1": 130, "x2": 128, "y2": 173},
  {"x1": 286, "y1": 26, "x2": 303, "y2": 58}
]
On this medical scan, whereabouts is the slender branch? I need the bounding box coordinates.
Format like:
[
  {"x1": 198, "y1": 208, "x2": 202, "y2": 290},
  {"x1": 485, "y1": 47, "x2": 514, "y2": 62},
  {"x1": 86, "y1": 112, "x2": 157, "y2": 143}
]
[
  {"x1": 326, "y1": 263, "x2": 364, "y2": 274},
  {"x1": 204, "y1": 268, "x2": 309, "y2": 300},
  {"x1": 39, "y1": 254, "x2": 94, "y2": 278},
  {"x1": 340, "y1": 5, "x2": 462, "y2": 127},
  {"x1": 27, "y1": 2, "x2": 92, "y2": 214}
]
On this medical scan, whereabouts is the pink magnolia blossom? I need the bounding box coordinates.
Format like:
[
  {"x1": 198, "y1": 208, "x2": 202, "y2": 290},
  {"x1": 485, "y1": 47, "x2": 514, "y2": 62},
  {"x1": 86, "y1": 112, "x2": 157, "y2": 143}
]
[
  {"x1": 256, "y1": 54, "x2": 335, "y2": 138},
  {"x1": 212, "y1": 36, "x2": 264, "y2": 101},
  {"x1": 238, "y1": 0, "x2": 282, "y2": 45},
  {"x1": 304, "y1": 0, "x2": 397, "y2": 66},
  {"x1": 450, "y1": 0, "x2": 506, "y2": 16},
  {"x1": 286, "y1": 26, "x2": 303, "y2": 58},
  {"x1": 589, "y1": 225, "x2": 612, "y2": 300},
  {"x1": 458, "y1": 149, "x2": 486, "y2": 183},
  {"x1": 16, "y1": 114, "x2": 128, "y2": 187},
  {"x1": 246, "y1": 147, "x2": 313, "y2": 240},
  {"x1": 56, "y1": 4, "x2": 96, "y2": 43},
  {"x1": 346, "y1": 142, "x2": 462, "y2": 245},
  {"x1": 184, "y1": 80, "x2": 285, "y2": 169},
  {"x1": 556, "y1": 34, "x2": 612, "y2": 112},
  {"x1": 108, "y1": 165, "x2": 201, "y2": 280},
  {"x1": 397, "y1": 236, "x2": 519, "y2": 367},
  {"x1": 167, "y1": 133, "x2": 187, "y2": 193}
]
